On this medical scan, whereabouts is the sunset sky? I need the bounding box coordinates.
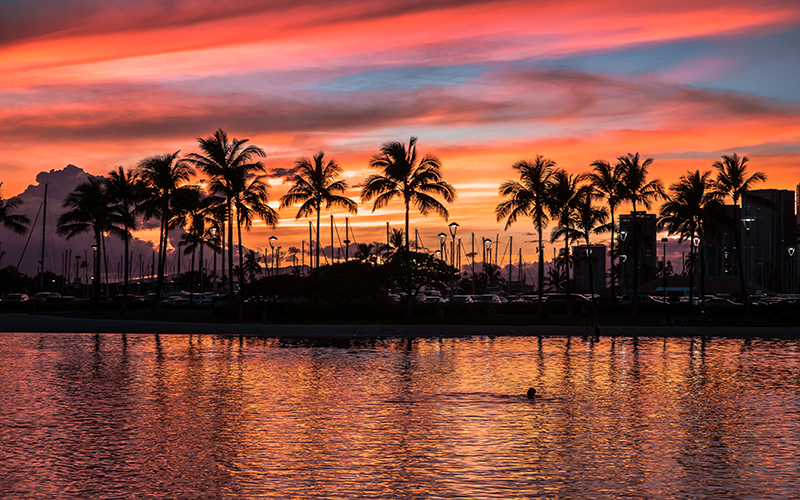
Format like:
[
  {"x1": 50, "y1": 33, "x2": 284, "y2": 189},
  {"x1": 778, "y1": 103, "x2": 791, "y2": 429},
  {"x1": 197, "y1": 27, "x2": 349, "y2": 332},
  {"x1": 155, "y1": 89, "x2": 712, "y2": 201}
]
[{"x1": 2, "y1": 0, "x2": 799, "y2": 272}]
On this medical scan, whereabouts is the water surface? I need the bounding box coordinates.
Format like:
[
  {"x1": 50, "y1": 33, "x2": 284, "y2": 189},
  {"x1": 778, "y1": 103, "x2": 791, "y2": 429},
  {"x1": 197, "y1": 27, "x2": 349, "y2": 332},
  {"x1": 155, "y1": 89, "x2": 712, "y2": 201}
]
[{"x1": 1, "y1": 333, "x2": 799, "y2": 499}]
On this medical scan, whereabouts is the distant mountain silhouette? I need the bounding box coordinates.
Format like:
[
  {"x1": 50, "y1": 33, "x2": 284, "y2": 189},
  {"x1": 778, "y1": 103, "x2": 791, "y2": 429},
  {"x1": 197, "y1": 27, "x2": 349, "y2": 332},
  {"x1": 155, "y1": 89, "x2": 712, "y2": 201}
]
[{"x1": 0, "y1": 165, "x2": 161, "y2": 279}]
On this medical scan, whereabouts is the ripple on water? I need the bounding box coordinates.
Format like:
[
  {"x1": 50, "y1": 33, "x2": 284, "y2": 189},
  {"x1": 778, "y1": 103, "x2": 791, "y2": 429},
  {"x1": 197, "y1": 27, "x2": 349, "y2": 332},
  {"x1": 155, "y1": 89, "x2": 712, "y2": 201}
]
[{"x1": 1, "y1": 334, "x2": 799, "y2": 499}]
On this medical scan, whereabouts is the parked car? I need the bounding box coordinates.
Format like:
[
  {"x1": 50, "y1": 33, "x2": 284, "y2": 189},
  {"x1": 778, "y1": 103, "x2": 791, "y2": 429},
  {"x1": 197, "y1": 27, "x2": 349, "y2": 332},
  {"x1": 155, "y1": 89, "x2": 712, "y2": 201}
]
[
  {"x1": 471, "y1": 294, "x2": 502, "y2": 304},
  {"x1": 703, "y1": 297, "x2": 741, "y2": 307},
  {"x1": 545, "y1": 293, "x2": 590, "y2": 303},
  {"x1": 450, "y1": 295, "x2": 474, "y2": 304},
  {"x1": 4, "y1": 293, "x2": 29, "y2": 302}
]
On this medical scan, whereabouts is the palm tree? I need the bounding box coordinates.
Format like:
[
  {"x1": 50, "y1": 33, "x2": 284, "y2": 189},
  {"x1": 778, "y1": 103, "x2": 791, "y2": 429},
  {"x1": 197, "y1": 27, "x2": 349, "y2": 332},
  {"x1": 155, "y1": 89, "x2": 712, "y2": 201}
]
[
  {"x1": 280, "y1": 151, "x2": 356, "y2": 269},
  {"x1": 660, "y1": 170, "x2": 725, "y2": 307},
  {"x1": 184, "y1": 129, "x2": 266, "y2": 300},
  {"x1": 495, "y1": 155, "x2": 558, "y2": 315},
  {"x1": 618, "y1": 152, "x2": 664, "y2": 316},
  {"x1": 361, "y1": 137, "x2": 456, "y2": 249},
  {"x1": 0, "y1": 182, "x2": 30, "y2": 236},
  {"x1": 105, "y1": 167, "x2": 144, "y2": 315},
  {"x1": 137, "y1": 152, "x2": 197, "y2": 310},
  {"x1": 244, "y1": 250, "x2": 263, "y2": 282},
  {"x1": 573, "y1": 191, "x2": 609, "y2": 298},
  {"x1": 713, "y1": 153, "x2": 766, "y2": 318},
  {"x1": 234, "y1": 173, "x2": 278, "y2": 291},
  {"x1": 549, "y1": 170, "x2": 586, "y2": 314},
  {"x1": 57, "y1": 178, "x2": 111, "y2": 314},
  {"x1": 584, "y1": 159, "x2": 625, "y2": 301},
  {"x1": 178, "y1": 195, "x2": 221, "y2": 305}
]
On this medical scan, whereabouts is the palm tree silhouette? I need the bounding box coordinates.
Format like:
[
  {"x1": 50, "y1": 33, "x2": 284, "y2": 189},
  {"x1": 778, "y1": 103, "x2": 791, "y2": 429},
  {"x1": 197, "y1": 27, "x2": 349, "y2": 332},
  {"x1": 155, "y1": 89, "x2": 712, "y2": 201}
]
[
  {"x1": 105, "y1": 166, "x2": 144, "y2": 315},
  {"x1": 713, "y1": 153, "x2": 766, "y2": 317},
  {"x1": 618, "y1": 152, "x2": 664, "y2": 316},
  {"x1": 178, "y1": 195, "x2": 221, "y2": 305},
  {"x1": 57, "y1": 178, "x2": 111, "y2": 314},
  {"x1": 184, "y1": 129, "x2": 266, "y2": 301},
  {"x1": 233, "y1": 172, "x2": 278, "y2": 290},
  {"x1": 549, "y1": 170, "x2": 586, "y2": 314},
  {"x1": 573, "y1": 190, "x2": 609, "y2": 298},
  {"x1": 361, "y1": 137, "x2": 456, "y2": 250},
  {"x1": 659, "y1": 170, "x2": 725, "y2": 307},
  {"x1": 584, "y1": 159, "x2": 625, "y2": 301},
  {"x1": 137, "y1": 152, "x2": 197, "y2": 309},
  {"x1": 0, "y1": 182, "x2": 30, "y2": 236},
  {"x1": 280, "y1": 151, "x2": 356, "y2": 269},
  {"x1": 495, "y1": 155, "x2": 558, "y2": 315}
]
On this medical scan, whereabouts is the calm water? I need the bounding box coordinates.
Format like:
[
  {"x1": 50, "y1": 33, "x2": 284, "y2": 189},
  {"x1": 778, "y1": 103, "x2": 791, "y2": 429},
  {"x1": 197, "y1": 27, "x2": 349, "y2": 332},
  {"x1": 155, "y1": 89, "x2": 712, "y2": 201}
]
[{"x1": 1, "y1": 333, "x2": 799, "y2": 499}]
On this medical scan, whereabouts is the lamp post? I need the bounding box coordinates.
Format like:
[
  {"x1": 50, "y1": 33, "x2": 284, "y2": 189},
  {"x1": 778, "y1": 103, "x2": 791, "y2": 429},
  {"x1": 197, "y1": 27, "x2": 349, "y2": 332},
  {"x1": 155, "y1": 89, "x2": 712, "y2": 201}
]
[
  {"x1": 692, "y1": 235, "x2": 700, "y2": 304},
  {"x1": 91, "y1": 244, "x2": 99, "y2": 302},
  {"x1": 269, "y1": 236, "x2": 277, "y2": 276},
  {"x1": 448, "y1": 222, "x2": 459, "y2": 267},
  {"x1": 618, "y1": 231, "x2": 628, "y2": 299},
  {"x1": 788, "y1": 246, "x2": 795, "y2": 294},
  {"x1": 277, "y1": 247, "x2": 281, "y2": 276},
  {"x1": 438, "y1": 232, "x2": 447, "y2": 261},
  {"x1": 661, "y1": 237, "x2": 668, "y2": 304}
]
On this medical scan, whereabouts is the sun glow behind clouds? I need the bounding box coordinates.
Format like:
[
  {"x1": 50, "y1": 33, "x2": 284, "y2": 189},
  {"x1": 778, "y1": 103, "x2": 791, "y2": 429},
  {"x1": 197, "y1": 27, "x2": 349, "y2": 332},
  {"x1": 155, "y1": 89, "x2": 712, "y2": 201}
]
[{"x1": 1, "y1": 0, "x2": 799, "y2": 263}]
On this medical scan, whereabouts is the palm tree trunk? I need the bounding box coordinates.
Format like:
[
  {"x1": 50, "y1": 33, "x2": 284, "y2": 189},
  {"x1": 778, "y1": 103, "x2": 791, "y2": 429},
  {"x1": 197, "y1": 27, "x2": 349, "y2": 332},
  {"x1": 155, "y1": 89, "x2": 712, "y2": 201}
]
[
  {"x1": 733, "y1": 201, "x2": 752, "y2": 319},
  {"x1": 405, "y1": 198, "x2": 410, "y2": 251},
  {"x1": 154, "y1": 208, "x2": 167, "y2": 313},
  {"x1": 565, "y1": 239, "x2": 572, "y2": 316},
  {"x1": 93, "y1": 229, "x2": 102, "y2": 315},
  {"x1": 122, "y1": 233, "x2": 129, "y2": 316},
  {"x1": 189, "y1": 244, "x2": 196, "y2": 307},
  {"x1": 688, "y1": 235, "x2": 695, "y2": 307},
  {"x1": 235, "y1": 201, "x2": 244, "y2": 321},
  {"x1": 631, "y1": 203, "x2": 639, "y2": 317},
  {"x1": 227, "y1": 199, "x2": 235, "y2": 299},
  {"x1": 316, "y1": 206, "x2": 321, "y2": 269},
  {"x1": 699, "y1": 234, "x2": 706, "y2": 308},
  {"x1": 537, "y1": 226, "x2": 544, "y2": 317}
]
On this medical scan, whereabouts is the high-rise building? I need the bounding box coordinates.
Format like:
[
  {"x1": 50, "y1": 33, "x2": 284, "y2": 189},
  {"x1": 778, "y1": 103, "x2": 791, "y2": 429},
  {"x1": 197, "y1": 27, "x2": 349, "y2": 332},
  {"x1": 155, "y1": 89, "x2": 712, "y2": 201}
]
[
  {"x1": 572, "y1": 244, "x2": 606, "y2": 294},
  {"x1": 742, "y1": 189, "x2": 797, "y2": 293},
  {"x1": 618, "y1": 211, "x2": 657, "y2": 292}
]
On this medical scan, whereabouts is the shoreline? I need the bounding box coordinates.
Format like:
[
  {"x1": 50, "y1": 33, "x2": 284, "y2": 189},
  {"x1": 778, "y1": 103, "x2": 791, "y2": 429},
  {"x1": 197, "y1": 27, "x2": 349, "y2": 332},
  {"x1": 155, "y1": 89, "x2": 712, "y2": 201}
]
[{"x1": 2, "y1": 314, "x2": 800, "y2": 339}]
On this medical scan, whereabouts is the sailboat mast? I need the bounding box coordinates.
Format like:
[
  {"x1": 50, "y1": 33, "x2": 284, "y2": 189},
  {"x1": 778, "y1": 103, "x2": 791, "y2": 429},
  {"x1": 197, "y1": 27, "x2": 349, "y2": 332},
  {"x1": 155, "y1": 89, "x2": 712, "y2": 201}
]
[{"x1": 40, "y1": 184, "x2": 47, "y2": 287}]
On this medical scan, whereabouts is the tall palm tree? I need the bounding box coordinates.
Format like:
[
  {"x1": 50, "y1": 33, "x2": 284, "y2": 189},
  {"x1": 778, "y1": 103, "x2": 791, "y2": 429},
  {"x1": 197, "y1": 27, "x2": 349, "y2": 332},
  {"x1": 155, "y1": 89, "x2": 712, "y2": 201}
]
[
  {"x1": 105, "y1": 166, "x2": 144, "y2": 316},
  {"x1": 573, "y1": 191, "x2": 609, "y2": 298},
  {"x1": 495, "y1": 155, "x2": 558, "y2": 315},
  {"x1": 713, "y1": 153, "x2": 766, "y2": 318},
  {"x1": 584, "y1": 159, "x2": 625, "y2": 301},
  {"x1": 137, "y1": 152, "x2": 197, "y2": 309},
  {"x1": 184, "y1": 129, "x2": 267, "y2": 301},
  {"x1": 361, "y1": 137, "x2": 456, "y2": 250},
  {"x1": 234, "y1": 173, "x2": 278, "y2": 293},
  {"x1": 178, "y1": 195, "x2": 221, "y2": 305},
  {"x1": 57, "y1": 178, "x2": 111, "y2": 314},
  {"x1": 549, "y1": 170, "x2": 586, "y2": 314},
  {"x1": 280, "y1": 151, "x2": 356, "y2": 269},
  {"x1": 660, "y1": 170, "x2": 725, "y2": 307},
  {"x1": 0, "y1": 182, "x2": 30, "y2": 236},
  {"x1": 618, "y1": 152, "x2": 664, "y2": 316}
]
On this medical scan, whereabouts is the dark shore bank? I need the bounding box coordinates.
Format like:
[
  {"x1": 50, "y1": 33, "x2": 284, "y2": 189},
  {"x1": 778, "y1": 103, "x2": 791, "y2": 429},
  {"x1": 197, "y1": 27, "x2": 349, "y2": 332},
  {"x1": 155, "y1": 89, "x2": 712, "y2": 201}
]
[{"x1": 2, "y1": 313, "x2": 799, "y2": 339}]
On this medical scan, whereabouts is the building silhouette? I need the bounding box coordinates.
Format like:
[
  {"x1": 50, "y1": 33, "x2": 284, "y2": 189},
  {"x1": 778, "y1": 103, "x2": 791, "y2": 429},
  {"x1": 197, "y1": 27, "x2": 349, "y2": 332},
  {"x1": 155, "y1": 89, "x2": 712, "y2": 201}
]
[
  {"x1": 572, "y1": 244, "x2": 606, "y2": 294},
  {"x1": 742, "y1": 189, "x2": 797, "y2": 293},
  {"x1": 618, "y1": 211, "x2": 656, "y2": 293}
]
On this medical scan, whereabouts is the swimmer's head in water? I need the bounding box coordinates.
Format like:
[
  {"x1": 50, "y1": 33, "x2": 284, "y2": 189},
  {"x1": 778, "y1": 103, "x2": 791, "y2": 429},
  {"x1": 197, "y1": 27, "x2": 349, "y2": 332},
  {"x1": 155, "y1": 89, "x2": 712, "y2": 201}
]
[{"x1": 526, "y1": 387, "x2": 536, "y2": 399}]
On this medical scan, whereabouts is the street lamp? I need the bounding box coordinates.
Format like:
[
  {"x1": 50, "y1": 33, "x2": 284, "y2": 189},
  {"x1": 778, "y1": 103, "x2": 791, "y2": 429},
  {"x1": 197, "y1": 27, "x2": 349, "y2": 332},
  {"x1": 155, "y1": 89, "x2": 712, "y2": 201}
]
[
  {"x1": 91, "y1": 244, "x2": 98, "y2": 299},
  {"x1": 448, "y1": 222, "x2": 459, "y2": 267},
  {"x1": 661, "y1": 237, "x2": 668, "y2": 304},
  {"x1": 277, "y1": 247, "x2": 281, "y2": 276},
  {"x1": 788, "y1": 247, "x2": 796, "y2": 294},
  {"x1": 269, "y1": 236, "x2": 277, "y2": 276},
  {"x1": 438, "y1": 232, "x2": 447, "y2": 261}
]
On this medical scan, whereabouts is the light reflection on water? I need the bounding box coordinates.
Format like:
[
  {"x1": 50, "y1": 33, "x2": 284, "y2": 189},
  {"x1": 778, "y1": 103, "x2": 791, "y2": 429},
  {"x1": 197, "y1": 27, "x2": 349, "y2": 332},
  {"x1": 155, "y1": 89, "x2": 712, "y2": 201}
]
[{"x1": 1, "y1": 333, "x2": 799, "y2": 499}]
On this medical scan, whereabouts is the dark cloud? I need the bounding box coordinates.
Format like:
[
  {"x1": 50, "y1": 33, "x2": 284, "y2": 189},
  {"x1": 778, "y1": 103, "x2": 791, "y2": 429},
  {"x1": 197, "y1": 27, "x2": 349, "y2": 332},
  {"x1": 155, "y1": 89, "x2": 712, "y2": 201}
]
[{"x1": 270, "y1": 166, "x2": 300, "y2": 182}]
